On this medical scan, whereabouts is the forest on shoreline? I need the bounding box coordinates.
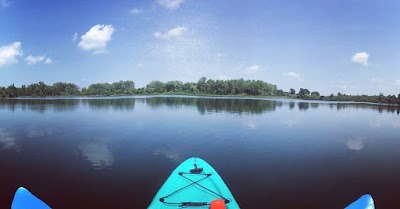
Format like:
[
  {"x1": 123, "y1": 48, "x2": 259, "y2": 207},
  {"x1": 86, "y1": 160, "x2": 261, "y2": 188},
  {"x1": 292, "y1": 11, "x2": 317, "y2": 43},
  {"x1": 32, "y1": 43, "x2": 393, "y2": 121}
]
[{"x1": 1, "y1": 77, "x2": 400, "y2": 105}]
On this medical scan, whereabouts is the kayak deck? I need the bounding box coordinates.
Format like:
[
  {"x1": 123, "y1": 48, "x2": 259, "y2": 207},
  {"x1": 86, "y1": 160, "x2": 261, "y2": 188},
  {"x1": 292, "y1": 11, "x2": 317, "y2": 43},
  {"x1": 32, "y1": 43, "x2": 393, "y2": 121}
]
[{"x1": 148, "y1": 157, "x2": 240, "y2": 208}]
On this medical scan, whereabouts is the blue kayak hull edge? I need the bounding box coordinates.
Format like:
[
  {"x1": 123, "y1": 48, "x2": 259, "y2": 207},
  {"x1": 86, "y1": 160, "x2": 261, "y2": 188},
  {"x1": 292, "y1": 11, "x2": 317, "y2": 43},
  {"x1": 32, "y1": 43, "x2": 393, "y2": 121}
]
[
  {"x1": 345, "y1": 194, "x2": 375, "y2": 209},
  {"x1": 11, "y1": 187, "x2": 51, "y2": 209}
]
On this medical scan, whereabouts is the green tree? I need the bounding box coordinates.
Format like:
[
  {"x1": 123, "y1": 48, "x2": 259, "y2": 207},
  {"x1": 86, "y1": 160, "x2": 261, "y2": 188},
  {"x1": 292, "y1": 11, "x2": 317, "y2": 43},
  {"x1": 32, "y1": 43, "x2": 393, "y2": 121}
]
[
  {"x1": 197, "y1": 77, "x2": 207, "y2": 93},
  {"x1": 298, "y1": 88, "x2": 310, "y2": 98},
  {"x1": 6, "y1": 84, "x2": 18, "y2": 97},
  {"x1": 311, "y1": 91, "x2": 320, "y2": 97},
  {"x1": 0, "y1": 87, "x2": 6, "y2": 97},
  {"x1": 289, "y1": 88, "x2": 296, "y2": 95},
  {"x1": 146, "y1": 80, "x2": 165, "y2": 93}
]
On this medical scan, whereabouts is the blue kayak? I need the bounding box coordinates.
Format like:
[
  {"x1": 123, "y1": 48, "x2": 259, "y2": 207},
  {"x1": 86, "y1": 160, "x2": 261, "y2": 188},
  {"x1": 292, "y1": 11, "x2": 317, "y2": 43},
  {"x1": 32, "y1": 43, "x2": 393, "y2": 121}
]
[
  {"x1": 11, "y1": 187, "x2": 51, "y2": 209},
  {"x1": 345, "y1": 194, "x2": 375, "y2": 209}
]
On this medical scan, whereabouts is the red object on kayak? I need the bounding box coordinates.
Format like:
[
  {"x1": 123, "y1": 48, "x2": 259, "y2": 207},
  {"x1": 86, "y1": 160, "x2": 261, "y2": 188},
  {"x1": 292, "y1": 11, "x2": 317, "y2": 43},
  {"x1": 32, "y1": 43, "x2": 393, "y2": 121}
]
[{"x1": 210, "y1": 199, "x2": 226, "y2": 209}]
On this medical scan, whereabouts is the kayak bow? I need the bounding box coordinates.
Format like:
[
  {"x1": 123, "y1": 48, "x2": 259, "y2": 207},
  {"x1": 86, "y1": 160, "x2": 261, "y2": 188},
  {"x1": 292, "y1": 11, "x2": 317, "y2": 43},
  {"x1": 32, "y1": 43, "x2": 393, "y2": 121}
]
[
  {"x1": 148, "y1": 157, "x2": 240, "y2": 208},
  {"x1": 11, "y1": 187, "x2": 51, "y2": 209}
]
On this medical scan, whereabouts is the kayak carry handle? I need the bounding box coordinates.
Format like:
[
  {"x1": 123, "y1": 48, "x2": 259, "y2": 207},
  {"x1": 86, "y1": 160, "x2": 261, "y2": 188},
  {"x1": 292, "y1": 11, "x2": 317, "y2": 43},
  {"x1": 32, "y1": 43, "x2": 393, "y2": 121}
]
[
  {"x1": 190, "y1": 162, "x2": 204, "y2": 174},
  {"x1": 181, "y1": 202, "x2": 208, "y2": 206},
  {"x1": 190, "y1": 167, "x2": 203, "y2": 174}
]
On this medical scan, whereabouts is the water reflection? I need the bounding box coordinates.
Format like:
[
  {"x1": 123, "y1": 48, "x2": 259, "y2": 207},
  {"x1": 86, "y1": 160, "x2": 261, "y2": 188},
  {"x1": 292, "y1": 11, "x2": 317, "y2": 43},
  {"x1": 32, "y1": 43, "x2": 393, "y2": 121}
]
[
  {"x1": 298, "y1": 102, "x2": 310, "y2": 111},
  {"x1": 289, "y1": 102, "x2": 295, "y2": 109},
  {"x1": 142, "y1": 97, "x2": 277, "y2": 115},
  {"x1": 152, "y1": 147, "x2": 182, "y2": 163},
  {"x1": 346, "y1": 137, "x2": 365, "y2": 151},
  {"x1": 280, "y1": 119, "x2": 297, "y2": 128},
  {"x1": 78, "y1": 138, "x2": 114, "y2": 170},
  {"x1": 82, "y1": 98, "x2": 135, "y2": 111},
  {"x1": 0, "y1": 128, "x2": 17, "y2": 151},
  {"x1": 0, "y1": 98, "x2": 79, "y2": 113},
  {"x1": 244, "y1": 121, "x2": 258, "y2": 129},
  {"x1": 26, "y1": 128, "x2": 54, "y2": 138},
  {"x1": 0, "y1": 96, "x2": 399, "y2": 116}
]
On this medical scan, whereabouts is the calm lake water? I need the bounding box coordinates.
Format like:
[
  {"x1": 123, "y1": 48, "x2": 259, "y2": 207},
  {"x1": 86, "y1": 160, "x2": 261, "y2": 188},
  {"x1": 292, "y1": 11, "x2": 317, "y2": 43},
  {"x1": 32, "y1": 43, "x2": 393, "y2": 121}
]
[{"x1": 0, "y1": 96, "x2": 399, "y2": 209}]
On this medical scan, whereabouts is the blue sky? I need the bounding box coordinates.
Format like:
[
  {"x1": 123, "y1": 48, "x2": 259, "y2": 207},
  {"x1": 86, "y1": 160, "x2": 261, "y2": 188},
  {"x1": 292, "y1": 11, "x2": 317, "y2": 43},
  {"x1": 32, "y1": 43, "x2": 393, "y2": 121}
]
[{"x1": 1, "y1": 0, "x2": 400, "y2": 95}]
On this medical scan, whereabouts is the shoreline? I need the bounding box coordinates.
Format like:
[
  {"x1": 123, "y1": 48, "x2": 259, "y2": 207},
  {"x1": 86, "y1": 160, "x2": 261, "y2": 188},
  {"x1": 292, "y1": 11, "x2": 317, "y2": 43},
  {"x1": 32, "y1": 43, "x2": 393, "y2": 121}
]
[{"x1": 1, "y1": 93, "x2": 400, "y2": 107}]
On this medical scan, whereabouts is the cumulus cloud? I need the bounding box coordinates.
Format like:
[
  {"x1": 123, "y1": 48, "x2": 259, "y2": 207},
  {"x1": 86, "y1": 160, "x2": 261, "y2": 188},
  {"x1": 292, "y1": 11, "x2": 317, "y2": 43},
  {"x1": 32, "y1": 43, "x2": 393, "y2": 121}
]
[
  {"x1": 0, "y1": 42, "x2": 23, "y2": 67},
  {"x1": 44, "y1": 57, "x2": 53, "y2": 64},
  {"x1": 130, "y1": 8, "x2": 141, "y2": 15},
  {"x1": 352, "y1": 52, "x2": 369, "y2": 67},
  {"x1": 25, "y1": 55, "x2": 53, "y2": 65},
  {"x1": 156, "y1": 0, "x2": 184, "y2": 10},
  {"x1": 78, "y1": 24, "x2": 115, "y2": 54},
  {"x1": 283, "y1": 72, "x2": 302, "y2": 80},
  {"x1": 25, "y1": 55, "x2": 45, "y2": 65},
  {"x1": 154, "y1": 26, "x2": 187, "y2": 40},
  {"x1": 244, "y1": 65, "x2": 260, "y2": 73}
]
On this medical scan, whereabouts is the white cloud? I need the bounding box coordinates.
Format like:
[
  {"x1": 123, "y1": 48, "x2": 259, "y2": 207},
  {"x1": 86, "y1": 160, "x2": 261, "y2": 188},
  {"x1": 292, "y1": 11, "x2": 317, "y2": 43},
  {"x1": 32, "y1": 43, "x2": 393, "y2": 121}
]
[
  {"x1": 244, "y1": 65, "x2": 260, "y2": 73},
  {"x1": 0, "y1": 0, "x2": 11, "y2": 8},
  {"x1": 283, "y1": 72, "x2": 302, "y2": 80},
  {"x1": 0, "y1": 42, "x2": 22, "y2": 67},
  {"x1": 137, "y1": 63, "x2": 144, "y2": 68},
  {"x1": 44, "y1": 57, "x2": 53, "y2": 64},
  {"x1": 352, "y1": 52, "x2": 369, "y2": 67},
  {"x1": 25, "y1": 55, "x2": 45, "y2": 65},
  {"x1": 156, "y1": 0, "x2": 184, "y2": 10},
  {"x1": 25, "y1": 55, "x2": 53, "y2": 65},
  {"x1": 154, "y1": 26, "x2": 187, "y2": 40},
  {"x1": 78, "y1": 24, "x2": 115, "y2": 54},
  {"x1": 72, "y1": 32, "x2": 78, "y2": 42},
  {"x1": 130, "y1": 8, "x2": 141, "y2": 15}
]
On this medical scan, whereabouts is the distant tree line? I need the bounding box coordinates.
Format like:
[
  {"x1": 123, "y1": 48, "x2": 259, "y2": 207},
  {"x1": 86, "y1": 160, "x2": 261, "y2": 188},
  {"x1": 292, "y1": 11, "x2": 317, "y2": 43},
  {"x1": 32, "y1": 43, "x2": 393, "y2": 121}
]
[
  {"x1": 0, "y1": 82, "x2": 80, "y2": 97},
  {"x1": 138, "y1": 77, "x2": 277, "y2": 96},
  {"x1": 1, "y1": 78, "x2": 400, "y2": 105}
]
